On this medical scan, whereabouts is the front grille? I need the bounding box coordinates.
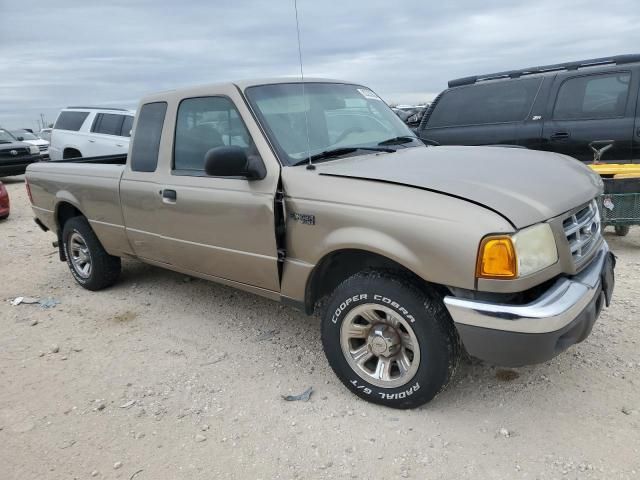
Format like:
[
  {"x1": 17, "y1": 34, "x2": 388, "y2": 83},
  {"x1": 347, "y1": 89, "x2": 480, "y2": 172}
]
[
  {"x1": 38, "y1": 144, "x2": 48, "y2": 152},
  {"x1": 0, "y1": 147, "x2": 31, "y2": 159},
  {"x1": 562, "y1": 200, "x2": 601, "y2": 263}
]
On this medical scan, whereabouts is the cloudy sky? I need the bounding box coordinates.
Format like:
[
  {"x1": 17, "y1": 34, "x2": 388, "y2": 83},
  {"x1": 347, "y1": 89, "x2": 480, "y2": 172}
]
[{"x1": 1, "y1": 0, "x2": 639, "y2": 130}]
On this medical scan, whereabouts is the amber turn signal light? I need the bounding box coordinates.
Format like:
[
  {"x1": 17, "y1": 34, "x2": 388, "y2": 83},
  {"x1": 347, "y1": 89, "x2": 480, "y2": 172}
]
[{"x1": 476, "y1": 236, "x2": 517, "y2": 279}]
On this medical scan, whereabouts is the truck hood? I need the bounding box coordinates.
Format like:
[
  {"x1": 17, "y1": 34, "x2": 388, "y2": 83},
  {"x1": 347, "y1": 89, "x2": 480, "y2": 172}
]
[{"x1": 316, "y1": 145, "x2": 603, "y2": 228}]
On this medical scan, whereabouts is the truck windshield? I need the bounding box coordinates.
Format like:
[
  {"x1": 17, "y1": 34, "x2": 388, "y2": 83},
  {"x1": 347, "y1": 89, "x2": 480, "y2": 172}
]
[
  {"x1": 245, "y1": 83, "x2": 420, "y2": 165},
  {"x1": 0, "y1": 130, "x2": 17, "y2": 144},
  {"x1": 11, "y1": 130, "x2": 38, "y2": 140}
]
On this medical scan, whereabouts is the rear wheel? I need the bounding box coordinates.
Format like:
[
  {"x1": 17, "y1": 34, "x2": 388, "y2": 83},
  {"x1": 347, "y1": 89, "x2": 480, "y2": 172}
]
[
  {"x1": 62, "y1": 216, "x2": 121, "y2": 290},
  {"x1": 321, "y1": 270, "x2": 460, "y2": 409},
  {"x1": 63, "y1": 148, "x2": 82, "y2": 159},
  {"x1": 614, "y1": 225, "x2": 630, "y2": 236}
]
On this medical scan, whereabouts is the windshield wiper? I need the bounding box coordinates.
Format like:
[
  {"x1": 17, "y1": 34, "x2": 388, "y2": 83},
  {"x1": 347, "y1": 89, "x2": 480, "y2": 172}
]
[
  {"x1": 292, "y1": 146, "x2": 394, "y2": 166},
  {"x1": 377, "y1": 136, "x2": 419, "y2": 146}
]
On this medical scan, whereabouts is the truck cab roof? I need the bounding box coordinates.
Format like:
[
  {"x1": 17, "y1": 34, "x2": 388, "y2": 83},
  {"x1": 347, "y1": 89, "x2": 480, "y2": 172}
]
[{"x1": 140, "y1": 77, "x2": 354, "y2": 102}]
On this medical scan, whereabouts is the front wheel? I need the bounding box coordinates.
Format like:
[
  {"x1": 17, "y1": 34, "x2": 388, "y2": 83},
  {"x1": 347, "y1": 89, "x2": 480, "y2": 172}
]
[
  {"x1": 321, "y1": 271, "x2": 460, "y2": 409},
  {"x1": 62, "y1": 216, "x2": 121, "y2": 290}
]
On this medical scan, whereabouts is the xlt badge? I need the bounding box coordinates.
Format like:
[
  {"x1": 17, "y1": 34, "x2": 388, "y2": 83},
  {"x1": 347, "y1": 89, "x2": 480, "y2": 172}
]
[{"x1": 289, "y1": 212, "x2": 315, "y2": 225}]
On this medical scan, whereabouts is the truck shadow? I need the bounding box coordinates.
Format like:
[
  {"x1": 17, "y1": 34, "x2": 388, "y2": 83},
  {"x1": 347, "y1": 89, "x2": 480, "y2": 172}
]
[{"x1": 110, "y1": 258, "x2": 617, "y2": 413}]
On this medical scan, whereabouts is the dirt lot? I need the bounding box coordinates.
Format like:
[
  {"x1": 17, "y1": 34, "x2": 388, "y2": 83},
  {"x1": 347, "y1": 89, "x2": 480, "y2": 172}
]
[{"x1": 1, "y1": 176, "x2": 639, "y2": 480}]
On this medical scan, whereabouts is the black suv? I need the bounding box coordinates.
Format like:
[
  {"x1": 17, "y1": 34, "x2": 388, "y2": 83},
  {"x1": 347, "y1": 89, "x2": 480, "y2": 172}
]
[
  {"x1": 0, "y1": 128, "x2": 40, "y2": 177},
  {"x1": 417, "y1": 54, "x2": 640, "y2": 162}
]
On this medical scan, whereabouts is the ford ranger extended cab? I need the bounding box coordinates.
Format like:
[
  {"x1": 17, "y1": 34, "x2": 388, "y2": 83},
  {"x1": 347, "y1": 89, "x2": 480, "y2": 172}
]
[{"x1": 26, "y1": 79, "x2": 615, "y2": 409}]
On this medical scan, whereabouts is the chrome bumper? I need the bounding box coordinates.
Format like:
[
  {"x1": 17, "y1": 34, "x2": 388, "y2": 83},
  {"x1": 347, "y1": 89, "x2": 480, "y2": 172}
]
[{"x1": 444, "y1": 243, "x2": 610, "y2": 334}]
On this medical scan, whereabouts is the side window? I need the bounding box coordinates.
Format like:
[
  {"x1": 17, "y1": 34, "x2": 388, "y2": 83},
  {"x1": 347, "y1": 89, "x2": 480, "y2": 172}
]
[
  {"x1": 121, "y1": 116, "x2": 134, "y2": 137},
  {"x1": 428, "y1": 78, "x2": 542, "y2": 127},
  {"x1": 92, "y1": 113, "x2": 125, "y2": 136},
  {"x1": 54, "y1": 111, "x2": 90, "y2": 131},
  {"x1": 174, "y1": 96, "x2": 253, "y2": 173},
  {"x1": 553, "y1": 73, "x2": 631, "y2": 120},
  {"x1": 91, "y1": 114, "x2": 103, "y2": 133},
  {"x1": 130, "y1": 102, "x2": 167, "y2": 173}
]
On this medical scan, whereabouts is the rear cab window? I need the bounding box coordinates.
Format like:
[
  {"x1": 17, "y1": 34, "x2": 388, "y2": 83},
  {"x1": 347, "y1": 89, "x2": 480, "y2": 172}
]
[
  {"x1": 54, "y1": 111, "x2": 90, "y2": 131},
  {"x1": 130, "y1": 102, "x2": 167, "y2": 172},
  {"x1": 553, "y1": 72, "x2": 631, "y2": 120},
  {"x1": 427, "y1": 78, "x2": 543, "y2": 127}
]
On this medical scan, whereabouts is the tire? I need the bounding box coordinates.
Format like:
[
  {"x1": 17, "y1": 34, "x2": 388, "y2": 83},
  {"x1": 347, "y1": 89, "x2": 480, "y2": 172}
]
[
  {"x1": 614, "y1": 225, "x2": 630, "y2": 237},
  {"x1": 321, "y1": 270, "x2": 460, "y2": 409},
  {"x1": 62, "y1": 216, "x2": 121, "y2": 290}
]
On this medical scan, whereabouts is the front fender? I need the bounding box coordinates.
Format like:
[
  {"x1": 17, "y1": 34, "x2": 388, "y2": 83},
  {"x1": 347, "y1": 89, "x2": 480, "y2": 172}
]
[{"x1": 320, "y1": 227, "x2": 422, "y2": 278}]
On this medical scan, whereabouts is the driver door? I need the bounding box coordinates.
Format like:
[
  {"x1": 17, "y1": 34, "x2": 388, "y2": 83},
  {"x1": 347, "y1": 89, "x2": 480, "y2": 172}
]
[{"x1": 151, "y1": 90, "x2": 281, "y2": 292}]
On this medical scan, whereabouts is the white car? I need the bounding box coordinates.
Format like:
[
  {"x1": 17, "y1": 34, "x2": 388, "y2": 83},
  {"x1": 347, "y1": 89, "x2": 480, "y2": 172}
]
[
  {"x1": 49, "y1": 107, "x2": 135, "y2": 160},
  {"x1": 38, "y1": 128, "x2": 52, "y2": 143},
  {"x1": 10, "y1": 129, "x2": 50, "y2": 159}
]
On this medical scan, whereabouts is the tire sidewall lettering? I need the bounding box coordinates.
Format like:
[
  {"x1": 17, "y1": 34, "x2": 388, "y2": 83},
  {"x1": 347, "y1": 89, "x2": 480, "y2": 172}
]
[
  {"x1": 372, "y1": 294, "x2": 416, "y2": 323},
  {"x1": 331, "y1": 293, "x2": 416, "y2": 325},
  {"x1": 331, "y1": 293, "x2": 368, "y2": 323},
  {"x1": 350, "y1": 378, "x2": 421, "y2": 400},
  {"x1": 378, "y1": 382, "x2": 421, "y2": 400}
]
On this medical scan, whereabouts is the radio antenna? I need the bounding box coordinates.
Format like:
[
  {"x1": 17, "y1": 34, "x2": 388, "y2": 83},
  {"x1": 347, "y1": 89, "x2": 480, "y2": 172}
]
[{"x1": 293, "y1": 0, "x2": 314, "y2": 170}]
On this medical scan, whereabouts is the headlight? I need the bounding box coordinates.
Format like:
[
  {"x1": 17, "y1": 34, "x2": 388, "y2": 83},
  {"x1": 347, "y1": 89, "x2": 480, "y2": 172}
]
[
  {"x1": 29, "y1": 145, "x2": 39, "y2": 154},
  {"x1": 477, "y1": 223, "x2": 558, "y2": 279}
]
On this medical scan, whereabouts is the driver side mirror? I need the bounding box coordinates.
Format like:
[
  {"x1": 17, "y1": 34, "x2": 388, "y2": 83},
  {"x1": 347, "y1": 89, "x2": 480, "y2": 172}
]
[
  {"x1": 204, "y1": 146, "x2": 266, "y2": 179},
  {"x1": 17, "y1": 136, "x2": 24, "y2": 141}
]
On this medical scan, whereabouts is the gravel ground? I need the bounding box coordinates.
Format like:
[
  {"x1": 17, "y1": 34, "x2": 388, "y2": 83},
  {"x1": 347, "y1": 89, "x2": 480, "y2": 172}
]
[{"x1": 1, "y1": 175, "x2": 639, "y2": 480}]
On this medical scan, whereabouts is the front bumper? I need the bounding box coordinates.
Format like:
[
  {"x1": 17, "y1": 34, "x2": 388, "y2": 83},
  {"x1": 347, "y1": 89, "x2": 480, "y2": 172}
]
[
  {"x1": 0, "y1": 156, "x2": 40, "y2": 176},
  {"x1": 444, "y1": 243, "x2": 615, "y2": 366}
]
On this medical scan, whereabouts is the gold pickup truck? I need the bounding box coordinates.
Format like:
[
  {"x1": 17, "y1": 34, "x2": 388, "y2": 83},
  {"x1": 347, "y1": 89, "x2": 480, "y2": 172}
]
[{"x1": 26, "y1": 79, "x2": 615, "y2": 408}]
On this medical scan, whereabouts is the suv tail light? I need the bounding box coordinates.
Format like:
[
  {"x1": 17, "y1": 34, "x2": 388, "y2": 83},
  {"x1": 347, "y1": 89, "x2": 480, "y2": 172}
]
[{"x1": 25, "y1": 178, "x2": 33, "y2": 204}]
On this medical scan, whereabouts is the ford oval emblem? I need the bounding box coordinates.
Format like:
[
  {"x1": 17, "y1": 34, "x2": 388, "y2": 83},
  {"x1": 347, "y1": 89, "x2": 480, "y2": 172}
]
[{"x1": 10, "y1": 149, "x2": 18, "y2": 156}]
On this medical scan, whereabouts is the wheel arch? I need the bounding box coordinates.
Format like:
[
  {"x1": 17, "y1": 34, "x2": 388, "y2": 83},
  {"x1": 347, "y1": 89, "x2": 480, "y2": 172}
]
[
  {"x1": 55, "y1": 196, "x2": 85, "y2": 230},
  {"x1": 63, "y1": 147, "x2": 82, "y2": 159},
  {"x1": 304, "y1": 248, "x2": 437, "y2": 315},
  {"x1": 54, "y1": 197, "x2": 86, "y2": 261}
]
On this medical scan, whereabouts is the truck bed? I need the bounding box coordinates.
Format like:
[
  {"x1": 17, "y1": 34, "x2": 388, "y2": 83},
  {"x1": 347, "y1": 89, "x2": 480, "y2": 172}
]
[{"x1": 26, "y1": 155, "x2": 128, "y2": 257}]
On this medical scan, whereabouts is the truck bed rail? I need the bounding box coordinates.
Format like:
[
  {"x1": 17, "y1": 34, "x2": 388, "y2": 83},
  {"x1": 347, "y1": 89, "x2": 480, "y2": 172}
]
[{"x1": 53, "y1": 154, "x2": 127, "y2": 165}]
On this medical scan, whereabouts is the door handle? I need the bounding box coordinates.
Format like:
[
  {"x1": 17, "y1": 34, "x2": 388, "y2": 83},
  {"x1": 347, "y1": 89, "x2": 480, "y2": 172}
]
[
  {"x1": 116, "y1": 144, "x2": 124, "y2": 147},
  {"x1": 550, "y1": 131, "x2": 570, "y2": 141},
  {"x1": 88, "y1": 139, "x2": 96, "y2": 143},
  {"x1": 161, "y1": 189, "x2": 177, "y2": 204}
]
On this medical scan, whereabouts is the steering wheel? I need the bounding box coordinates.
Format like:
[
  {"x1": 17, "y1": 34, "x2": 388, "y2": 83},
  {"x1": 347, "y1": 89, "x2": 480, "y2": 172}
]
[{"x1": 333, "y1": 127, "x2": 365, "y2": 144}]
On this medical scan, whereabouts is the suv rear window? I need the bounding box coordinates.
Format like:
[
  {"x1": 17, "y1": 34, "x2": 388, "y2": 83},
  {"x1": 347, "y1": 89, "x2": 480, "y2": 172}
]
[
  {"x1": 428, "y1": 78, "x2": 542, "y2": 127},
  {"x1": 130, "y1": 102, "x2": 167, "y2": 172},
  {"x1": 54, "y1": 111, "x2": 90, "y2": 131},
  {"x1": 92, "y1": 113, "x2": 125, "y2": 136},
  {"x1": 553, "y1": 72, "x2": 631, "y2": 120}
]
